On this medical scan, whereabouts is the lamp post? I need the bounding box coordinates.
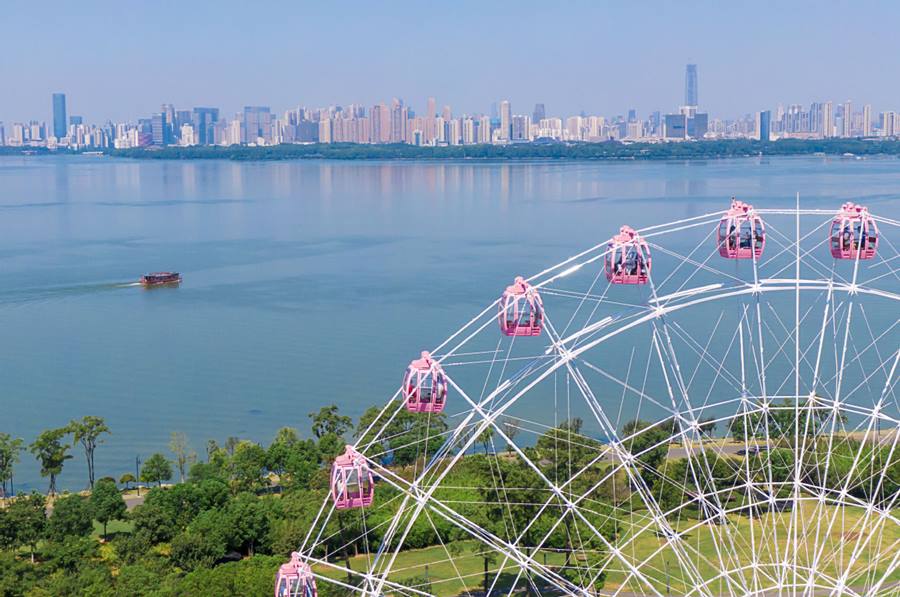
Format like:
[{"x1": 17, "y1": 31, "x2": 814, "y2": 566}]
[{"x1": 135, "y1": 455, "x2": 141, "y2": 496}]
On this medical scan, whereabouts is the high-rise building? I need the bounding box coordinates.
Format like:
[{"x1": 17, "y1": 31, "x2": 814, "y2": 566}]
[
  {"x1": 150, "y1": 112, "x2": 168, "y2": 146},
  {"x1": 862, "y1": 104, "x2": 872, "y2": 137},
  {"x1": 243, "y1": 106, "x2": 272, "y2": 144},
  {"x1": 649, "y1": 111, "x2": 661, "y2": 136},
  {"x1": 158, "y1": 104, "x2": 176, "y2": 144},
  {"x1": 757, "y1": 110, "x2": 771, "y2": 141},
  {"x1": 664, "y1": 114, "x2": 686, "y2": 139},
  {"x1": 627, "y1": 108, "x2": 637, "y2": 122},
  {"x1": 192, "y1": 107, "x2": 219, "y2": 145},
  {"x1": 823, "y1": 101, "x2": 834, "y2": 138},
  {"x1": 532, "y1": 103, "x2": 546, "y2": 123},
  {"x1": 499, "y1": 100, "x2": 511, "y2": 141},
  {"x1": 52, "y1": 93, "x2": 67, "y2": 139},
  {"x1": 511, "y1": 115, "x2": 530, "y2": 141},
  {"x1": 684, "y1": 64, "x2": 698, "y2": 107},
  {"x1": 882, "y1": 111, "x2": 897, "y2": 137},
  {"x1": 478, "y1": 116, "x2": 491, "y2": 144},
  {"x1": 389, "y1": 99, "x2": 405, "y2": 143},
  {"x1": 841, "y1": 101, "x2": 852, "y2": 137},
  {"x1": 687, "y1": 112, "x2": 708, "y2": 138}
]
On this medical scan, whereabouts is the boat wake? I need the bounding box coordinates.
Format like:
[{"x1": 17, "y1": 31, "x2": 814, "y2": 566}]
[{"x1": 0, "y1": 280, "x2": 146, "y2": 307}]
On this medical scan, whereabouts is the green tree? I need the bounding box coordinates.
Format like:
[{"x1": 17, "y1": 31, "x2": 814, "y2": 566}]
[
  {"x1": 140, "y1": 452, "x2": 173, "y2": 487},
  {"x1": 622, "y1": 419, "x2": 671, "y2": 489},
  {"x1": 68, "y1": 415, "x2": 110, "y2": 489},
  {"x1": 231, "y1": 441, "x2": 268, "y2": 491},
  {"x1": 119, "y1": 472, "x2": 136, "y2": 489},
  {"x1": 379, "y1": 409, "x2": 448, "y2": 466},
  {"x1": 309, "y1": 405, "x2": 352, "y2": 439},
  {"x1": 316, "y1": 432, "x2": 346, "y2": 463},
  {"x1": 0, "y1": 433, "x2": 24, "y2": 496},
  {"x1": 47, "y1": 494, "x2": 94, "y2": 542},
  {"x1": 477, "y1": 425, "x2": 495, "y2": 454},
  {"x1": 170, "y1": 431, "x2": 196, "y2": 483},
  {"x1": 502, "y1": 416, "x2": 521, "y2": 452},
  {"x1": 266, "y1": 427, "x2": 299, "y2": 476},
  {"x1": 91, "y1": 478, "x2": 127, "y2": 540},
  {"x1": 30, "y1": 427, "x2": 73, "y2": 495},
  {"x1": 42, "y1": 535, "x2": 101, "y2": 574},
  {"x1": 170, "y1": 531, "x2": 226, "y2": 571},
  {"x1": 223, "y1": 492, "x2": 271, "y2": 556},
  {"x1": 354, "y1": 405, "x2": 386, "y2": 454},
  {"x1": 130, "y1": 502, "x2": 175, "y2": 544},
  {"x1": 698, "y1": 416, "x2": 717, "y2": 436},
  {"x1": 282, "y1": 440, "x2": 320, "y2": 491},
  {"x1": 0, "y1": 508, "x2": 14, "y2": 550},
  {"x1": 7, "y1": 492, "x2": 47, "y2": 562}
]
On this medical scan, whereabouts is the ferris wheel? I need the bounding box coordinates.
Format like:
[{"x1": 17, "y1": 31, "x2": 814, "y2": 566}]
[{"x1": 278, "y1": 198, "x2": 900, "y2": 597}]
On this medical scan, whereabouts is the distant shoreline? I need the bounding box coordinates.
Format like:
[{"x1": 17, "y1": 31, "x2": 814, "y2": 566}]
[{"x1": 4, "y1": 138, "x2": 900, "y2": 161}]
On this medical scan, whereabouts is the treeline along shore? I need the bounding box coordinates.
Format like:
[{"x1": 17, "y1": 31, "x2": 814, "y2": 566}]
[{"x1": 4, "y1": 138, "x2": 900, "y2": 161}]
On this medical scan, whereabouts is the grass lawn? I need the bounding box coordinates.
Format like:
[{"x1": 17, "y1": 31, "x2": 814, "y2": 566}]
[
  {"x1": 315, "y1": 540, "x2": 574, "y2": 596},
  {"x1": 92, "y1": 518, "x2": 134, "y2": 540},
  {"x1": 313, "y1": 502, "x2": 900, "y2": 596}
]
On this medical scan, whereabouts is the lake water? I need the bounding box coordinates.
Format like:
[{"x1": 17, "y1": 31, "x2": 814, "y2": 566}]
[{"x1": 1, "y1": 155, "x2": 898, "y2": 492}]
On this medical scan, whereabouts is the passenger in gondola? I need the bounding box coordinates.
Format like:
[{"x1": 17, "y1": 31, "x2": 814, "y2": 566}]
[
  {"x1": 625, "y1": 251, "x2": 637, "y2": 276},
  {"x1": 842, "y1": 226, "x2": 852, "y2": 251},
  {"x1": 740, "y1": 228, "x2": 752, "y2": 250},
  {"x1": 728, "y1": 223, "x2": 737, "y2": 250}
]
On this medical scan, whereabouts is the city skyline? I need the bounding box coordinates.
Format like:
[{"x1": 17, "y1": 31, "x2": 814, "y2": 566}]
[
  {"x1": 3, "y1": 1, "x2": 900, "y2": 123},
  {"x1": 3, "y1": 66, "x2": 897, "y2": 150}
]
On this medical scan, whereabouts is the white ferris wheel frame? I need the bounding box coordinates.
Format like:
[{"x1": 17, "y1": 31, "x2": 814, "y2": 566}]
[{"x1": 298, "y1": 199, "x2": 900, "y2": 597}]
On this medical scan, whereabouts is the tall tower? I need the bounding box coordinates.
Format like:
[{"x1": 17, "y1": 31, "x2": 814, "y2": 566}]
[
  {"x1": 532, "y1": 103, "x2": 546, "y2": 123},
  {"x1": 684, "y1": 64, "x2": 698, "y2": 108},
  {"x1": 499, "y1": 100, "x2": 511, "y2": 141},
  {"x1": 862, "y1": 104, "x2": 872, "y2": 137},
  {"x1": 823, "y1": 101, "x2": 834, "y2": 138},
  {"x1": 841, "y1": 100, "x2": 852, "y2": 137},
  {"x1": 52, "y1": 93, "x2": 67, "y2": 139}
]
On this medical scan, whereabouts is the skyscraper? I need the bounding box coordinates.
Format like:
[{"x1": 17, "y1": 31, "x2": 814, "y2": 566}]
[
  {"x1": 823, "y1": 101, "x2": 834, "y2": 138},
  {"x1": 390, "y1": 98, "x2": 405, "y2": 143},
  {"x1": 532, "y1": 103, "x2": 546, "y2": 123},
  {"x1": 862, "y1": 104, "x2": 872, "y2": 137},
  {"x1": 882, "y1": 112, "x2": 897, "y2": 137},
  {"x1": 52, "y1": 93, "x2": 67, "y2": 139},
  {"x1": 151, "y1": 112, "x2": 168, "y2": 146},
  {"x1": 841, "y1": 101, "x2": 852, "y2": 137},
  {"x1": 499, "y1": 100, "x2": 511, "y2": 141},
  {"x1": 243, "y1": 106, "x2": 272, "y2": 144},
  {"x1": 757, "y1": 110, "x2": 771, "y2": 141},
  {"x1": 684, "y1": 64, "x2": 698, "y2": 107},
  {"x1": 192, "y1": 107, "x2": 219, "y2": 145}
]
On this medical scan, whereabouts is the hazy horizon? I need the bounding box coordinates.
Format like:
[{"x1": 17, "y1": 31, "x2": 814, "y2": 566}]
[{"x1": 2, "y1": 0, "x2": 899, "y2": 123}]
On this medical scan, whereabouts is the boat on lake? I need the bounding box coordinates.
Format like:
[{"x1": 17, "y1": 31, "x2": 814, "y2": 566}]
[{"x1": 140, "y1": 272, "x2": 181, "y2": 286}]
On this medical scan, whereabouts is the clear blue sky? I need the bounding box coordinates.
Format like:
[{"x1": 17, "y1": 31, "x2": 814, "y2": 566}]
[{"x1": 1, "y1": 0, "x2": 898, "y2": 123}]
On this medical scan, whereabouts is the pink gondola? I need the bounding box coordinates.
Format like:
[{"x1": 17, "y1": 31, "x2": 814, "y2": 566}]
[
  {"x1": 830, "y1": 202, "x2": 878, "y2": 260},
  {"x1": 330, "y1": 445, "x2": 374, "y2": 510},
  {"x1": 402, "y1": 351, "x2": 447, "y2": 413},
  {"x1": 498, "y1": 276, "x2": 543, "y2": 337},
  {"x1": 605, "y1": 225, "x2": 651, "y2": 285},
  {"x1": 717, "y1": 199, "x2": 765, "y2": 259},
  {"x1": 275, "y1": 552, "x2": 318, "y2": 597}
]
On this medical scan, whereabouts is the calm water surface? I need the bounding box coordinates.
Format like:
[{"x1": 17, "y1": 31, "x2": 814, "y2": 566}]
[{"x1": 1, "y1": 155, "x2": 898, "y2": 491}]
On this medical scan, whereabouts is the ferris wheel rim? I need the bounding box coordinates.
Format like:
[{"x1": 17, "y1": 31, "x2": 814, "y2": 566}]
[{"x1": 296, "y1": 203, "x2": 899, "y2": 597}]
